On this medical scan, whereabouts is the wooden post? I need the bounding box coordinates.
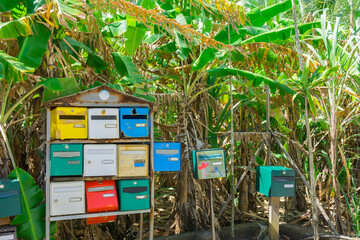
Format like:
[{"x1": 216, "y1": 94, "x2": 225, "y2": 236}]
[
  {"x1": 269, "y1": 197, "x2": 280, "y2": 240},
  {"x1": 210, "y1": 181, "x2": 216, "y2": 240},
  {"x1": 139, "y1": 213, "x2": 143, "y2": 240}
]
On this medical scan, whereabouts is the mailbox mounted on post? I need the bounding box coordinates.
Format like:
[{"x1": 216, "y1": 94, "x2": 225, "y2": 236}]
[
  {"x1": 120, "y1": 107, "x2": 149, "y2": 138},
  {"x1": 256, "y1": 166, "x2": 296, "y2": 197},
  {"x1": 50, "y1": 107, "x2": 88, "y2": 140},
  {"x1": 154, "y1": 142, "x2": 181, "y2": 172},
  {"x1": 192, "y1": 149, "x2": 226, "y2": 180},
  {"x1": 0, "y1": 179, "x2": 22, "y2": 218}
]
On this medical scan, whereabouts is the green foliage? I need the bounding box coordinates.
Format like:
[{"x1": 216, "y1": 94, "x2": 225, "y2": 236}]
[
  {"x1": 17, "y1": 22, "x2": 51, "y2": 70},
  {"x1": 0, "y1": 0, "x2": 21, "y2": 12},
  {"x1": 9, "y1": 167, "x2": 56, "y2": 239},
  {"x1": 0, "y1": 17, "x2": 33, "y2": 39},
  {"x1": 112, "y1": 52, "x2": 146, "y2": 84},
  {"x1": 125, "y1": 25, "x2": 147, "y2": 56},
  {"x1": 41, "y1": 78, "x2": 79, "y2": 102},
  {"x1": 0, "y1": 51, "x2": 34, "y2": 82}
]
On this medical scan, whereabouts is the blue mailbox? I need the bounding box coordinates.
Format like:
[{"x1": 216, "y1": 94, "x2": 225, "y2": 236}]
[
  {"x1": 120, "y1": 108, "x2": 149, "y2": 138},
  {"x1": 154, "y1": 142, "x2": 181, "y2": 172}
]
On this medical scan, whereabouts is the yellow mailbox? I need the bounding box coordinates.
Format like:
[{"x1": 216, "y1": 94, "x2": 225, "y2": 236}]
[
  {"x1": 117, "y1": 145, "x2": 149, "y2": 177},
  {"x1": 50, "y1": 107, "x2": 88, "y2": 140}
]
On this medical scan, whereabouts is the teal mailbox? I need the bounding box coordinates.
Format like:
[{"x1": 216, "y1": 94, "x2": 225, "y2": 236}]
[
  {"x1": 117, "y1": 179, "x2": 150, "y2": 211},
  {"x1": 50, "y1": 144, "x2": 83, "y2": 176},
  {"x1": 0, "y1": 179, "x2": 22, "y2": 218},
  {"x1": 192, "y1": 149, "x2": 226, "y2": 180},
  {"x1": 256, "y1": 166, "x2": 296, "y2": 197}
]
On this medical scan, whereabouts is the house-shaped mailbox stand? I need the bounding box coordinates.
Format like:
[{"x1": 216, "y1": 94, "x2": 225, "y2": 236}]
[{"x1": 43, "y1": 86, "x2": 155, "y2": 240}]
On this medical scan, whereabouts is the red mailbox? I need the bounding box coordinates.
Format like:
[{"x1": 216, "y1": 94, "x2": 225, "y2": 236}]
[{"x1": 85, "y1": 180, "x2": 118, "y2": 224}]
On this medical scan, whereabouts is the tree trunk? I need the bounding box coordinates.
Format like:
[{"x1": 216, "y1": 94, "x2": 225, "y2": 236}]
[{"x1": 305, "y1": 97, "x2": 319, "y2": 240}]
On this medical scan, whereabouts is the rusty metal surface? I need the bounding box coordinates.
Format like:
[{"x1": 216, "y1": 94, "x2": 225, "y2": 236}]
[
  {"x1": 43, "y1": 86, "x2": 154, "y2": 108},
  {"x1": 50, "y1": 138, "x2": 151, "y2": 144},
  {"x1": 51, "y1": 176, "x2": 151, "y2": 182}
]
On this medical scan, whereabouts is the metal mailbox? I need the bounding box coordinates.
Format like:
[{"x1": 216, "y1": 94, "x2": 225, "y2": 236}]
[
  {"x1": 120, "y1": 107, "x2": 149, "y2": 138},
  {"x1": 50, "y1": 107, "x2": 88, "y2": 140},
  {"x1": 117, "y1": 145, "x2": 148, "y2": 177},
  {"x1": 192, "y1": 149, "x2": 226, "y2": 180},
  {"x1": 50, "y1": 144, "x2": 83, "y2": 176},
  {"x1": 88, "y1": 108, "x2": 119, "y2": 139},
  {"x1": 84, "y1": 144, "x2": 117, "y2": 177},
  {"x1": 50, "y1": 181, "x2": 85, "y2": 216},
  {"x1": 154, "y1": 142, "x2": 181, "y2": 172},
  {"x1": 256, "y1": 166, "x2": 296, "y2": 197},
  {"x1": 0, "y1": 179, "x2": 22, "y2": 218},
  {"x1": 0, "y1": 225, "x2": 16, "y2": 240},
  {"x1": 86, "y1": 180, "x2": 118, "y2": 224},
  {"x1": 117, "y1": 179, "x2": 149, "y2": 211}
]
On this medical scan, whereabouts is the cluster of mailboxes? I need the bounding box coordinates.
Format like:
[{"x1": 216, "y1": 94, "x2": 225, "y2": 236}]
[
  {"x1": 256, "y1": 166, "x2": 296, "y2": 197},
  {"x1": 50, "y1": 179, "x2": 150, "y2": 223},
  {"x1": 192, "y1": 149, "x2": 227, "y2": 180},
  {"x1": 51, "y1": 142, "x2": 181, "y2": 176},
  {"x1": 50, "y1": 107, "x2": 149, "y2": 139}
]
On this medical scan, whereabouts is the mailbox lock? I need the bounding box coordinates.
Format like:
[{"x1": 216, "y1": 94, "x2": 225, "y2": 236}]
[
  {"x1": 101, "y1": 109, "x2": 106, "y2": 114},
  {"x1": 71, "y1": 109, "x2": 74, "y2": 112},
  {"x1": 134, "y1": 181, "x2": 137, "y2": 185},
  {"x1": 132, "y1": 108, "x2": 137, "y2": 115},
  {"x1": 88, "y1": 161, "x2": 91, "y2": 164},
  {"x1": 0, "y1": 184, "x2": 4, "y2": 189},
  {"x1": 166, "y1": 144, "x2": 169, "y2": 147},
  {"x1": 283, "y1": 171, "x2": 286, "y2": 175},
  {"x1": 54, "y1": 199, "x2": 58, "y2": 203},
  {"x1": 65, "y1": 145, "x2": 69, "y2": 149}
]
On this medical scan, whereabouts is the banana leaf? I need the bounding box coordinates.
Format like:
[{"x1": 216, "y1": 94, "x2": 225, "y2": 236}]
[{"x1": 9, "y1": 167, "x2": 57, "y2": 239}]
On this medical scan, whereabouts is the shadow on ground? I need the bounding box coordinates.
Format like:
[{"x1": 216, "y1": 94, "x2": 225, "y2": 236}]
[{"x1": 155, "y1": 222, "x2": 322, "y2": 240}]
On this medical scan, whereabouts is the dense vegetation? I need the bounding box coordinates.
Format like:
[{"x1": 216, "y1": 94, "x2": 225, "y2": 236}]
[{"x1": 0, "y1": 0, "x2": 359, "y2": 239}]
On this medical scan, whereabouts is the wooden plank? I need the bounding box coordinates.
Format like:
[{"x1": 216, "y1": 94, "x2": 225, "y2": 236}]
[
  {"x1": 210, "y1": 181, "x2": 216, "y2": 240},
  {"x1": 0, "y1": 217, "x2": 10, "y2": 226},
  {"x1": 269, "y1": 197, "x2": 280, "y2": 240},
  {"x1": 139, "y1": 213, "x2": 143, "y2": 240}
]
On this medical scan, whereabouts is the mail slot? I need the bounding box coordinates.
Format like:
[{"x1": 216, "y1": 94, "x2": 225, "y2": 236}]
[
  {"x1": 192, "y1": 149, "x2": 226, "y2": 180},
  {"x1": 0, "y1": 225, "x2": 16, "y2": 240},
  {"x1": 117, "y1": 145, "x2": 148, "y2": 177},
  {"x1": 50, "y1": 144, "x2": 83, "y2": 176},
  {"x1": 117, "y1": 179, "x2": 149, "y2": 211},
  {"x1": 256, "y1": 166, "x2": 296, "y2": 197},
  {"x1": 88, "y1": 108, "x2": 119, "y2": 139},
  {"x1": 50, "y1": 107, "x2": 88, "y2": 140},
  {"x1": 86, "y1": 180, "x2": 118, "y2": 224},
  {"x1": 154, "y1": 142, "x2": 181, "y2": 172},
  {"x1": 0, "y1": 179, "x2": 22, "y2": 218},
  {"x1": 84, "y1": 144, "x2": 117, "y2": 177},
  {"x1": 120, "y1": 107, "x2": 149, "y2": 138},
  {"x1": 50, "y1": 181, "x2": 85, "y2": 216}
]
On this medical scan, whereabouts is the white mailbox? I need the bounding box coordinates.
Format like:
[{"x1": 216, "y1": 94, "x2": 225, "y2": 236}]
[
  {"x1": 84, "y1": 144, "x2": 117, "y2": 177},
  {"x1": 88, "y1": 108, "x2": 119, "y2": 139},
  {"x1": 50, "y1": 181, "x2": 85, "y2": 216}
]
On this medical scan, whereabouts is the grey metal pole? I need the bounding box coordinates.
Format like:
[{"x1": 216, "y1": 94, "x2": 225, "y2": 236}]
[
  {"x1": 149, "y1": 110, "x2": 155, "y2": 240},
  {"x1": 210, "y1": 181, "x2": 216, "y2": 240},
  {"x1": 46, "y1": 108, "x2": 51, "y2": 240}
]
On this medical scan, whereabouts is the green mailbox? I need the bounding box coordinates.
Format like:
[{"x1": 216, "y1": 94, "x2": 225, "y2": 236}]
[
  {"x1": 256, "y1": 166, "x2": 296, "y2": 197},
  {"x1": 0, "y1": 179, "x2": 22, "y2": 218},
  {"x1": 192, "y1": 149, "x2": 226, "y2": 180},
  {"x1": 50, "y1": 144, "x2": 83, "y2": 176},
  {"x1": 117, "y1": 179, "x2": 150, "y2": 211}
]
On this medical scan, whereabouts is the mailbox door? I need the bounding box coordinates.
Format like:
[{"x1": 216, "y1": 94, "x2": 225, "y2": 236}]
[
  {"x1": 0, "y1": 179, "x2": 21, "y2": 218},
  {"x1": 120, "y1": 108, "x2": 149, "y2": 138},
  {"x1": 0, "y1": 225, "x2": 16, "y2": 240},
  {"x1": 195, "y1": 149, "x2": 226, "y2": 180},
  {"x1": 85, "y1": 180, "x2": 118, "y2": 213},
  {"x1": 84, "y1": 144, "x2": 117, "y2": 177},
  {"x1": 271, "y1": 170, "x2": 296, "y2": 197},
  {"x1": 117, "y1": 145, "x2": 148, "y2": 177},
  {"x1": 154, "y1": 142, "x2": 181, "y2": 172},
  {"x1": 88, "y1": 108, "x2": 119, "y2": 139},
  {"x1": 50, "y1": 144, "x2": 83, "y2": 176},
  {"x1": 50, "y1": 107, "x2": 88, "y2": 140},
  {"x1": 50, "y1": 181, "x2": 85, "y2": 216},
  {"x1": 118, "y1": 179, "x2": 149, "y2": 211}
]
